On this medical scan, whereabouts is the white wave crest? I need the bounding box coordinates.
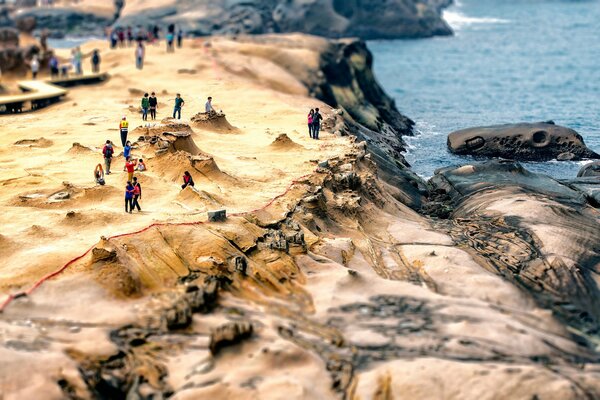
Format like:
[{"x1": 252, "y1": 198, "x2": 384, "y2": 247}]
[{"x1": 443, "y1": 10, "x2": 510, "y2": 30}]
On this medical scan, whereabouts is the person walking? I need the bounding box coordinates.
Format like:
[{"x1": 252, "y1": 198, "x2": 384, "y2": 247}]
[
  {"x1": 119, "y1": 116, "x2": 129, "y2": 146},
  {"x1": 30, "y1": 55, "x2": 39, "y2": 79},
  {"x1": 312, "y1": 108, "x2": 323, "y2": 140},
  {"x1": 149, "y1": 92, "x2": 158, "y2": 120},
  {"x1": 125, "y1": 181, "x2": 135, "y2": 213},
  {"x1": 124, "y1": 157, "x2": 137, "y2": 182},
  {"x1": 307, "y1": 109, "x2": 314, "y2": 138},
  {"x1": 91, "y1": 50, "x2": 101, "y2": 73},
  {"x1": 131, "y1": 176, "x2": 142, "y2": 212},
  {"x1": 135, "y1": 42, "x2": 145, "y2": 70},
  {"x1": 181, "y1": 171, "x2": 195, "y2": 189},
  {"x1": 110, "y1": 30, "x2": 118, "y2": 49},
  {"x1": 177, "y1": 29, "x2": 183, "y2": 48},
  {"x1": 73, "y1": 47, "x2": 83, "y2": 75},
  {"x1": 126, "y1": 26, "x2": 133, "y2": 46},
  {"x1": 173, "y1": 93, "x2": 185, "y2": 119},
  {"x1": 117, "y1": 29, "x2": 125, "y2": 47},
  {"x1": 49, "y1": 54, "x2": 59, "y2": 78},
  {"x1": 166, "y1": 31, "x2": 175, "y2": 52},
  {"x1": 141, "y1": 93, "x2": 150, "y2": 121},
  {"x1": 123, "y1": 140, "x2": 132, "y2": 160},
  {"x1": 102, "y1": 140, "x2": 114, "y2": 174},
  {"x1": 205, "y1": 96, "x2": 214, "y2": 114}
]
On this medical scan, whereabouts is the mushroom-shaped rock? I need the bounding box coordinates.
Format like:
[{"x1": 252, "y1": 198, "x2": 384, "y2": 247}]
[{"x1": 447, "y1": 122, "x2": 599, "y2": 161}]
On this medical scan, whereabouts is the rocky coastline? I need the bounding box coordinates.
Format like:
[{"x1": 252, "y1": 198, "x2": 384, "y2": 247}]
[
  {"x1": 0, "y1": 0, "x2": 452, "y2": 40},
  {"x1": 1, "y1": 30, "x2": 600, "y2": 400}
]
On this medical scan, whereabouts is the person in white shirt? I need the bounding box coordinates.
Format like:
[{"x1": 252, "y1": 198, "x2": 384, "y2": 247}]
[
  {"x1": 205, "y1": 96, "x2": 214, "y2": 114},
  {"x1": 31, "y1": 56, "x2": 40, "y2": 79}
]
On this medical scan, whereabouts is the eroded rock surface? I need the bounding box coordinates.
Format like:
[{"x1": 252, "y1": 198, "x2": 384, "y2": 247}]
[
  {"x1": 116, "y1": 0, "x2": 452, "y2": 40},
  {"x1": 448, "y1": 121, "x2": 600, "y2": 161}
]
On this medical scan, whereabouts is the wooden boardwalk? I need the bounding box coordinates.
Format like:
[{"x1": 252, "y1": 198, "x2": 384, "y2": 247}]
[{"x1": 0, "y1": 73, "x2": 109, "y2": 113}]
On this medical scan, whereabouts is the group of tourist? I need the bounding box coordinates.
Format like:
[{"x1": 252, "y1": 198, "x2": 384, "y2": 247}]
[
  {"x1": 41, "y1": 48, "x2": 101, "y2": 80},
  {"x1": 107, "y1": 23, "x2": 184, "y2": 71},
  {"x1": 96, "y1": 109, "x2": 200, "y2": 213},
  {"x1": 140, "y1": 92, "x2": 159, "y2": 121},
  {"x1": 109, "y1": 25, "x2": 184, "y2": 50}
]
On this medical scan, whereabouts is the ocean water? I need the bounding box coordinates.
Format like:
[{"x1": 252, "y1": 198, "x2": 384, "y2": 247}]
[{"x1": 370, "y1": 0, "x2": 600, "y2": 179}]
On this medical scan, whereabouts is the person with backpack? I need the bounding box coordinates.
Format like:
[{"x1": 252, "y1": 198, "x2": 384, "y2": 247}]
[
  {"x1": 119, "y1": 116, "x2": 129, "y2": 146},
  {"x1": 149, "y1": 92, "x2": 158, "y2": 120},
  {"x1": 131, "y1": 177, "x2": 142, "y2": 212},
  {"x1": 312, "y1": 108, "x2": 323, "y2": 140},
  {"x1": 181, "y1": 171, "x2": 194, "y2": 189},
  {"x1": 125, "y1": 181, "x2": 135, "y2": 213},
  {"x1": 102, "y1": 140, "x2": 114, "y2": 174},
  {"x1": 141, "y1": 93, "x2": 150, "y2": 121}
]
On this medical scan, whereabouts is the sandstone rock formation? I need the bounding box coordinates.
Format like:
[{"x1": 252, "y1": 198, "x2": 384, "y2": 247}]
[
  {"x1": 447, "y1": 121, "x2": 600, "y2": 161},
  {"x1": 0, "y1": 26, "x2": 40, "y2": 74},
  {"x1": 115, "y1": 0, "x2": 452, "y2": 40}
]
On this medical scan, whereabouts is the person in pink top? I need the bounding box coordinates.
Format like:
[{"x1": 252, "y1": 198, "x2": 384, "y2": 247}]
[{"x1": 307, "y1": 109, "x2": 314, "y2": 138}]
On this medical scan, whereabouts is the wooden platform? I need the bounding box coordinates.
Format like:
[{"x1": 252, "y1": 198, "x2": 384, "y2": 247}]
[{"x1": 0, "y1": 73, "x2": 109, "y2": 113}]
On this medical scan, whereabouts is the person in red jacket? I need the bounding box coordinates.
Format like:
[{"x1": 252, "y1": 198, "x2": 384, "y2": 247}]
[
  {"x1": 124, "y1": 157, "x2": 137, "y2": 182},
  {"x1": 181, "y1": 171, "x2": 194, "y2": 189}
]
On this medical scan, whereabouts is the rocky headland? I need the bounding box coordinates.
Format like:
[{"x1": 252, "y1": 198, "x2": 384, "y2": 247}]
[
  {"x1": 1, "y1": 32, "x2": 600, "y2": 400},
  {"x1": 0, "y1": 0, "x2": 452, "y2": 39}
]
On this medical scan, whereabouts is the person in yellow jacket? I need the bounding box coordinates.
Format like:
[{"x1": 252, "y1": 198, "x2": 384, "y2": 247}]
[{"x1": 119, "y1": 116, "x2": 129, "y2": 146}]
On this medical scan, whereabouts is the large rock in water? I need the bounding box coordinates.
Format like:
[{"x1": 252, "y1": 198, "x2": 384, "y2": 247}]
[
  {"x1": 116, "y1": 0, "x2": 452, "y2": 40},
  {"x1": 447, "y1": 121, "x2": 600, "y2": 161}
]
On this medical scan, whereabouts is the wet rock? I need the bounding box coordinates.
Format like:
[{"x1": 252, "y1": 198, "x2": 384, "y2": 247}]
[
  {"x1": 578, "y1": 161, "x2": 600, "y2": 178},
  {"x1": 430, "y1": 160, "x2": 600, "y2": 336},
  {"x1": 448, "y1": 122, "x2": 600, "y2": 161},
  {"x1": 209, "y1": 321, "x2": 254, "y2": 356}
]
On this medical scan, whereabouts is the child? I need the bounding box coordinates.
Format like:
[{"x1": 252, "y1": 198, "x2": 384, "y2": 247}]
[{"x1": 137, "y1": 159, "x2": 147, "y2": 171}]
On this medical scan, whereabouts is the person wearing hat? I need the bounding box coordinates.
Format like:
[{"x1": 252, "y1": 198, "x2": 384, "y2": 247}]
[{"x1": 119, "y1": 116, "x2": 129, "y2": 146}]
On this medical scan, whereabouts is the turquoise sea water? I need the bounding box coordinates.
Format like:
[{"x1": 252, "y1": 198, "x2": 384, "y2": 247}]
[{"x1": 370, "y1": 0, "x2": 600, "y2": 179}]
